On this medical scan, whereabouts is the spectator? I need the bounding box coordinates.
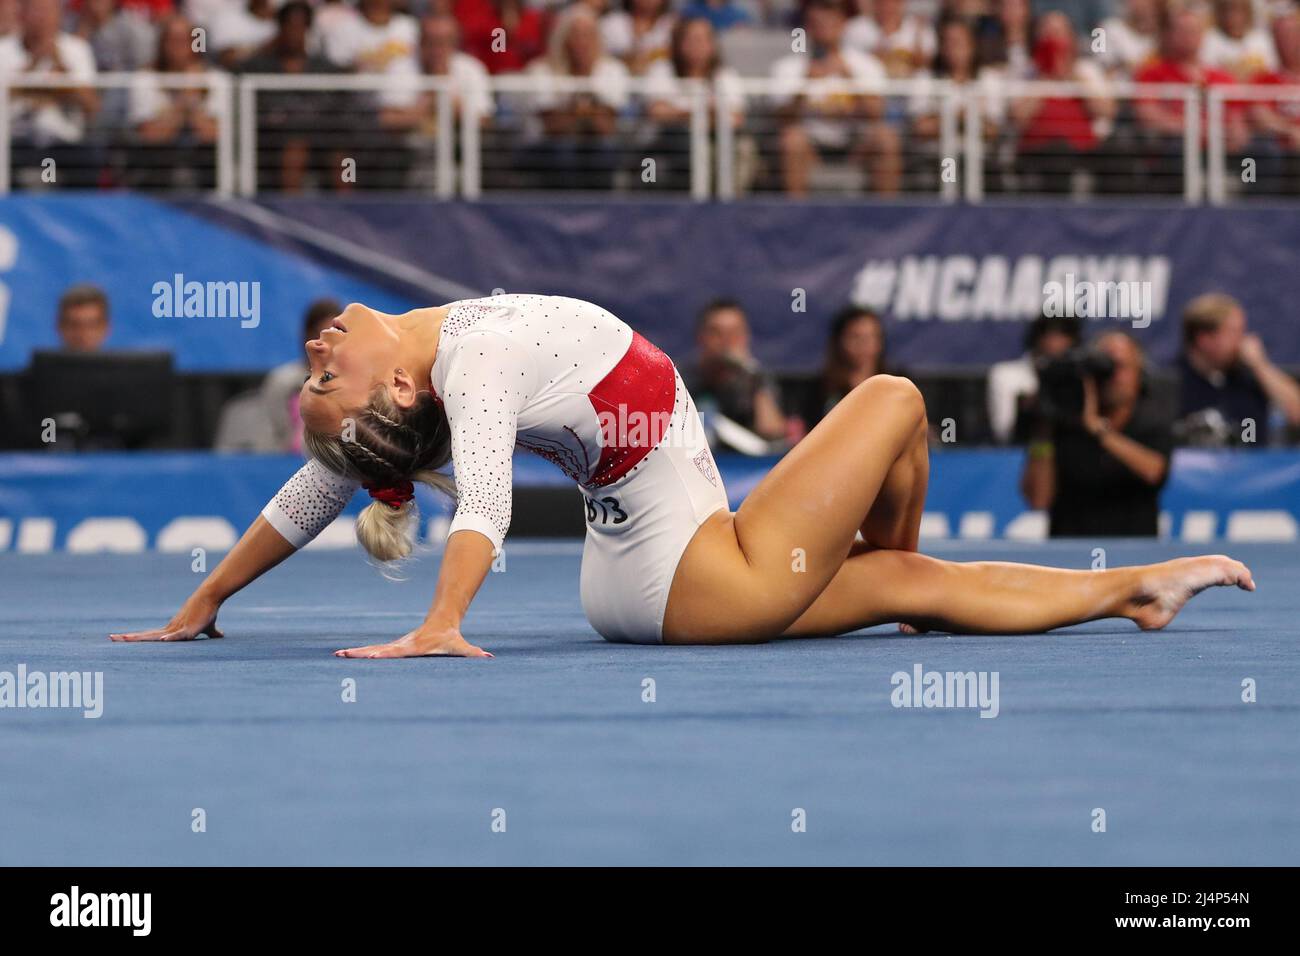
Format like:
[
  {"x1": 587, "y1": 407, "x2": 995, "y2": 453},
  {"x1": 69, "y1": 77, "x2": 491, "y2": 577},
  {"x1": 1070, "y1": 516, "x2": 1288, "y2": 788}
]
[
  {"x1": 682, "y1": 298, "x2": 788, "y2": 451},
  {"x1": 845, "y1": 0, "x2": 938, "y2": 78},
  {"x1": 1178, "y1": 292, "x2": 1300, "y2": 445},
  {"x1": 1032, "y1": 0, "x2": 1111, "y2": 41},
  {"x1": 309, "y1": 0, "x2": 362, "y2": 60},
  {"x1": 771, "y1": 0, "x2": 900, "y2": 196},
  {"x1": 523, "y1": 5, "x2": 630, "y2": 190},
  {"x1": 321, "y1": 0, "x2": 421, "y2": 188},
  {"x1": 978, "y1": 0, "x2": 1033, "y2": 79},
  {"x1": 1250, "y1": 10, "x2": 1300, "y2": 188},
  {"x1": 1095, "y1": 0, "x2": 1161, "y2": 76},
  {"x1": 987, "y1": 314, "x2": 1082, "y2": 445},
  {"x1": 215, "y1": 298, "x2": 342, "y2": 451},
  {"x1": 677, "y1": 0, "x2": 754, "y2": 33},
  {"x1": 0, "y1": 0, "x2": 100, "y2": 187},
  {"x1": 807, "y1": 306, "x2": 892, "y2": 427},
  {"x1": 1133, "y1": 5, "x2": 1251, "y2": 190},
  {"x1": 455, "y1": 0, "x2": 547, "y2": 74},
  {"x1": 73, "y1": 0, "x2": 157, "y2": 72},
  {"x1": 1021, "y1": 331, "x2": 1172, "y2": 537},
  {"x1": 208, "y1": 0, "x2": 276, "y2": 70},
  {"x1": 644, "y1": 16, "x2": 745, "y2": 191},
  {"x1": 106, "y1": 0, "x2": 178, "y2": 18},
  {"x1": 183, "y1": 0, "x2": 232, "y2": 30},
  {"x1": 128, "y1": 13, "x2": 219, "y2": 190},
  {"x1": 602, "y1": 0, "x2": 675, "y2": 75},
  {"x1": 1008, "y1": 11, "x2": 1116, "y2": 193},
  {"x1": 57, "y1": 284, "x2": 112, "y2": 352},
  {"x1": 241, "y1": 1, "x2": 342, "y2": 193},
  {"x1": 380, "y1": 13, "x2": 495, "y2": 190},
  {"x1": 321, "y1": 0, "x2": 418, "y2": 74},
  {"x1": 909, "y1": 14, "x2": 1006, "y2": 189},
  {"x1": 1201, "y1": 0, "x2": 1278, "y2": 79}
]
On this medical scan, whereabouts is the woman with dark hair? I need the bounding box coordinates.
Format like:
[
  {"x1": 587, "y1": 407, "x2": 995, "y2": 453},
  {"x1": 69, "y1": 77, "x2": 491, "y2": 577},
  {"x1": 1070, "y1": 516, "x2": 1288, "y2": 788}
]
[
  {"x1": 809, "y1": 306, "x2": 891, "y2": 426},
  {"x1": 128, "y1": 13, "x2": 219, "y2": 190},
  {"x1": 644, "y1": 16, "x2": 744, "y2": 191},
  {"x1": 909, "y1": 15, "x2": 1005, "y2": 147}
]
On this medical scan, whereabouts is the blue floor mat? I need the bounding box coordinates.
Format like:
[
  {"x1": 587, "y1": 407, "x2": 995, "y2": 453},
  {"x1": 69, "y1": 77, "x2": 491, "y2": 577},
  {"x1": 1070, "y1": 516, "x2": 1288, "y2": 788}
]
[{"x1": 1, "y1": 539, "x2": 1296, "y2": 865}]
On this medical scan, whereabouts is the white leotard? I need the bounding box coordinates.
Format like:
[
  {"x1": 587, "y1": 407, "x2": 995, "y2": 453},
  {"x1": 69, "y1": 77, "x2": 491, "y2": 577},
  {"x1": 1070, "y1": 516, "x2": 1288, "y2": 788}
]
[
  {"x1": 263, "y1": 294, "x2": 644, "y2": 556},
  {"x1": 262, "y1": 293, "x2": 729, "y2": 643}
]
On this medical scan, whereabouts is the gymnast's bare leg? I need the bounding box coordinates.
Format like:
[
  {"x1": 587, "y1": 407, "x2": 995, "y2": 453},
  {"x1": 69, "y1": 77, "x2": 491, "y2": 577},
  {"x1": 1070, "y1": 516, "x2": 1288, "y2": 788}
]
[{"x1": 662, "y1": 375, "x2": 1254, "y2": 644}]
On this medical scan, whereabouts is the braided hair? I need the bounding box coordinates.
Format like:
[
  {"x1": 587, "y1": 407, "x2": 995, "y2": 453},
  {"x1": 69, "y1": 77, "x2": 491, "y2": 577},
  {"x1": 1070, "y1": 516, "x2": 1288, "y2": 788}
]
[{"x1": 303, "y1": 385, "x2": 455, "y2": 562}]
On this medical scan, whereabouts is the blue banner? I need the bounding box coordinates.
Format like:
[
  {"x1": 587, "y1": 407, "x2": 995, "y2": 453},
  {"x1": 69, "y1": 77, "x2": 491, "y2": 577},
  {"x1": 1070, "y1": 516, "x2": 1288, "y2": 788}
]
[
  {"x1": 2, "y1": 449, "x2": 1296, "y2": 552},
  {"x1": 244, "y1": 198, "x2": 1300, "y2": 368},
  {"x1": 4, "y1": 197, "x2": 1298, "y2": 373},
  {"x1": 0, "y1": 195, "x2": 417, "y2": 372}
]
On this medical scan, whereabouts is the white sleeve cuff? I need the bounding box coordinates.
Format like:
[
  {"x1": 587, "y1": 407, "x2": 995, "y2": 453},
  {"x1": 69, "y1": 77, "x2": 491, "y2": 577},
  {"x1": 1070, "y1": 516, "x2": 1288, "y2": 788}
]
[
  {"x1": 261, "y1": 499, "x2": 312, "y2": 549},
  {"x1": 447, "y1": 512, "x2": 504, "y2": 557}
]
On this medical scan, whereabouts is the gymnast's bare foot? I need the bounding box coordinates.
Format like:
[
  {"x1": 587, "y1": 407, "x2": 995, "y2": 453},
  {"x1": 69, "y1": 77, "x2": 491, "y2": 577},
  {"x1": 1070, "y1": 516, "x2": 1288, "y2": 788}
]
[{"x1": 1126, "y1": 555, "x2": 1255, "y2": 631}]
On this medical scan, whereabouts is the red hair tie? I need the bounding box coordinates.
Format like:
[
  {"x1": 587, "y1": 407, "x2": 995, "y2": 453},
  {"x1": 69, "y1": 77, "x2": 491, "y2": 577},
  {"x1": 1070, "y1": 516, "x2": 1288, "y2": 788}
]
[{"x1": 362, "y1": 479, "x2": 415, "y2": 510}]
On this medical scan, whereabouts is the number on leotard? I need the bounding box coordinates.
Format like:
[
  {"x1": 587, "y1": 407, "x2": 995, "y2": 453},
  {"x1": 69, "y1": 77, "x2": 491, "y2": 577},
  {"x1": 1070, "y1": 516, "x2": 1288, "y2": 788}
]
[
  {"x1": 584, "y1": 495, "x2": 627, "y2": 526},
  {"x1": 602, "y1": 497, "x2": 628, "y2": 525}
]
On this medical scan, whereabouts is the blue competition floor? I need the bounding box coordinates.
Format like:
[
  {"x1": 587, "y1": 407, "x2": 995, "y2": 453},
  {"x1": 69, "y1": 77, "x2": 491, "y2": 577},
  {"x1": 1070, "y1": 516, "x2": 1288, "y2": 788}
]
[{"x1": 1, "y1": 540, "x2": 1296, "y2": 866}]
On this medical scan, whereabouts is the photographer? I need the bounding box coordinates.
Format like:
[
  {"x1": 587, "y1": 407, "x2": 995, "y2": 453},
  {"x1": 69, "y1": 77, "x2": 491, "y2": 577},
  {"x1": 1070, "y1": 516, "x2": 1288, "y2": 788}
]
[
  {"x1": 1021, "y1": 331, "x2": 1173, "y2": 537},
  {"x1": 986, "y1": 314, "x2": 1082, "y2": 444}
]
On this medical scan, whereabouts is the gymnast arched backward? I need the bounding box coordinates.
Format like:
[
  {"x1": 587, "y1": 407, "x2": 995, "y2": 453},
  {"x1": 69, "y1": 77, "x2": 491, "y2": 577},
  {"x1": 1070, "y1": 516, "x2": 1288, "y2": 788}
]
[{"x1": 111, "y1": 295, "x2": 1254, "y2": 657}]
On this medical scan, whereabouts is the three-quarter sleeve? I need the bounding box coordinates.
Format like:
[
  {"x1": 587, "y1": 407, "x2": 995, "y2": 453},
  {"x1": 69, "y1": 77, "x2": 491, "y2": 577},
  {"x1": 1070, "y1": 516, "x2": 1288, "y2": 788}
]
[
  {"x1": 261, "y1": 458, "x2": 360, "y2": 549},
  {"x1": 439, "y1": 329, "x2": 538, "y2": 556}
]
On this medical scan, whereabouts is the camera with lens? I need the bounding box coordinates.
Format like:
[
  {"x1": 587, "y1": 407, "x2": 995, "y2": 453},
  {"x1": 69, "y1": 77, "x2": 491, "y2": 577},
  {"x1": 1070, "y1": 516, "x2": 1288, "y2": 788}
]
[{"x1": 1035, "y1": 347, "x2": 1117, "y2": 423}]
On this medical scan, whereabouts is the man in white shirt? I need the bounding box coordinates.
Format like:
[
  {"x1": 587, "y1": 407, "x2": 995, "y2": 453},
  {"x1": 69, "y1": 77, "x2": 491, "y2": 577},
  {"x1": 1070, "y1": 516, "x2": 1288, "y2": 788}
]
[
  {"x1": 1095, "y1": 0, "x2": 1161, "y2": 76},
  {"x1": 209, "y1": 0, "x2": 278, "y2": 69},
  {"x1": 379, "y1": 12, "x2": 495, "y2": 192},
  {"x1": 987, "y1": 315, "x2": 1081, "y2": 444},
  {"x1": 771, "y1": 0, "x2": 899, "y2": 195},
  {"x1": 321, "y1": 0, "x2": 419, "y2": 75},
  {"x1": 0, "y1": 0, "x2": 98, "y2": 184},
  {"x1": 1201, "y1": 0, "x2": 1279, "y2": 79},
  {"x1": 844, "y1": 0, "x2": 937, "y2": 78}
]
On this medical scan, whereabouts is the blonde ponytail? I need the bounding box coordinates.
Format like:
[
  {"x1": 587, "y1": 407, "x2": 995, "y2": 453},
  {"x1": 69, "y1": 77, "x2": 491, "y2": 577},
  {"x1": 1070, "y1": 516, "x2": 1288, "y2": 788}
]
[
  {"x1": 351, "y1": 468, "x2": 455, "y2": 562},
  {"x1": 303, "y1": 387, "x2": 455, "y2": 566}
]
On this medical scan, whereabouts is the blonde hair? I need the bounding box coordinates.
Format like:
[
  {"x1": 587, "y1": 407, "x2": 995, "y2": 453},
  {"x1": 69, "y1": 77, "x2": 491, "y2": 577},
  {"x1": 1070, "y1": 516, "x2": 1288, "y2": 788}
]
[
  {"x1": 303, "y1": 386, "x2": 455, "y2": 563},
  {"x1": 546, "y1": 5, "x2": 605, "y2": 74},
  {"x1": 1182, "y1": 292, "x2": 1241, "y2": 345}
]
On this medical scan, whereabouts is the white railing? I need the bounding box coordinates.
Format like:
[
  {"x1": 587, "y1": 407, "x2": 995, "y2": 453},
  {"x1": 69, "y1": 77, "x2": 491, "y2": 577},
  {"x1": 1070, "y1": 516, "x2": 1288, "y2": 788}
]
[
  {"x1": 2, "y1": 72, "x2": 1289, "y2": 203},
  {"x1": 0, "y1": 71, "x2": 233, "y2": 195},
  {"x1": 1205, "y1": 83, "x2": 1300, "y2": 204},
  {"x1": 963, "y1": 80, "x2": 1203, "y2": 202}
]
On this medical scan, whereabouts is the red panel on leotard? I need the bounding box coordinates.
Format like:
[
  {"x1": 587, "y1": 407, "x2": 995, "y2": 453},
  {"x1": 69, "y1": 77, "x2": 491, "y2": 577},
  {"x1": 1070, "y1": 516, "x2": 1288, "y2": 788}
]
[{"x1": 586, "y1": 331, "x2": 676, "y2": 488}]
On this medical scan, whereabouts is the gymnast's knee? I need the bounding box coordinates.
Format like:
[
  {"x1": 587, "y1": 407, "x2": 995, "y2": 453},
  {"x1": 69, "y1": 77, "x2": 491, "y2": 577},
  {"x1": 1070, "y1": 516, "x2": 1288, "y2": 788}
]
[{"x1": 854, "y1": 374, "x2": 926, "y2": 425}]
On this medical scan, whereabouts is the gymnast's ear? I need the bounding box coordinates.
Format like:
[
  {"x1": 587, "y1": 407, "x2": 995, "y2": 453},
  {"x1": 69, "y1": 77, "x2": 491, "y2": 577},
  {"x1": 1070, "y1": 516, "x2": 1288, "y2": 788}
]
[{"x1": 388, "y1": 367, "x2": 420, "y2": 409}]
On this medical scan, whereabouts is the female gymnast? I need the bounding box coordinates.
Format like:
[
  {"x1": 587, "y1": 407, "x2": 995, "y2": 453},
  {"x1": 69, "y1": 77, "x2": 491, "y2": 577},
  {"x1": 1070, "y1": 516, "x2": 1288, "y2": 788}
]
[{"x1": 111, "y1": 295, "x2": 1254, "y2": 657}]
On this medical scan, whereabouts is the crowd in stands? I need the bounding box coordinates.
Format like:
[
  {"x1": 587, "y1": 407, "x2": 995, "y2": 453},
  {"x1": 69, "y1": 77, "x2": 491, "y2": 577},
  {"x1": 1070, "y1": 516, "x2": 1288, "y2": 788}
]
[{"x1": 2, "y1": 0, "x2": 1299, "y2": 192}]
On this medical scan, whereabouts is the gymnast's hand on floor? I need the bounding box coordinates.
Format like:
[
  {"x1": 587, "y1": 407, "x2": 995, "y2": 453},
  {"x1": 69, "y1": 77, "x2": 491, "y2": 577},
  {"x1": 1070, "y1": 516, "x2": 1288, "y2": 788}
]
[
  {"x1": 109, "y1": 592, "x2": 224, "y2": 642},
  {"x1": 334, "y1": 624, "x2": 493, "y2": 659}
]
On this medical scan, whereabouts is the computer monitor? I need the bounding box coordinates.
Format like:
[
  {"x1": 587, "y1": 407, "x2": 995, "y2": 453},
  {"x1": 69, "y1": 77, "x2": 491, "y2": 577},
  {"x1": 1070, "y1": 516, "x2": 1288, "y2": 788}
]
[{"x1": 27, "y1": 350, "x2": 176, "y2": 450}]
